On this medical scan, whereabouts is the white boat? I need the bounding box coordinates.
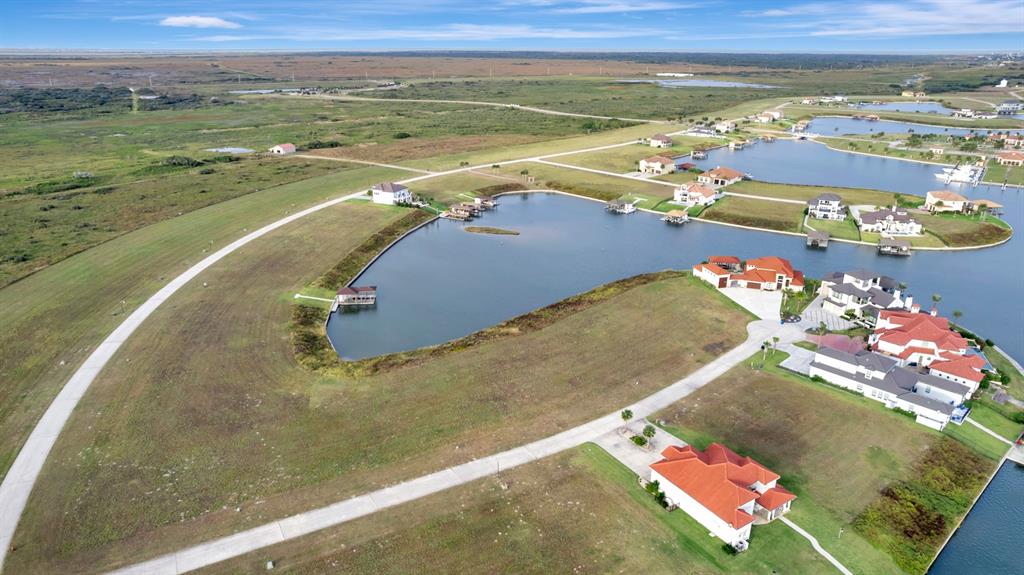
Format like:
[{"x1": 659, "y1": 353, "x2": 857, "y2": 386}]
[{"x1": 934, "y1": 165, "x2": 982, "y2": 185}]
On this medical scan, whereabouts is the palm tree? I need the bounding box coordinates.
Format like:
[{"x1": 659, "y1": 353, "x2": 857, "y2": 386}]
[
  {"x1": 953, "y1": 310, "x2": 963, "y2": 323},
  {"x1": 620, "y1": 409, "x2": 633, "y2": 426},
  {"x1": 643, "y1": 425, "x2": 656, "y2": 439},
  {"x1": 932, "y1": 293, "x2": 942, "y2": 304},
  {"x1": 772, "y1": 336, "x2": 780, "y2": 355}
]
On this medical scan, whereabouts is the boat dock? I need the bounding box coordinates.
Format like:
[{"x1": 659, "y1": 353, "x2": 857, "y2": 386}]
[
  {"x1": 336, "y1": 285, "x2": 377, "y2": 306},
  {"x1": 806, "y1": 230, "x2": 829, "y2": 248},
  {"x1": 878, "y1": 237, "x2": 911, "y2": 256},
  {"x1": 606, "y1": 199, "x2": 638, "y2": 214},
  {"x1": 662, "y1": 210, "x2": 689, "y2": 224}
]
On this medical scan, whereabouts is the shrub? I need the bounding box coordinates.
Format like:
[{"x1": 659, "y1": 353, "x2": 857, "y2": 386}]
[
  {"x1": 631, "y1": 435, "x2": 647, "y2": 446},
  {"x1": 393, "y1": 132, "x2": 412, "y2": 139}
]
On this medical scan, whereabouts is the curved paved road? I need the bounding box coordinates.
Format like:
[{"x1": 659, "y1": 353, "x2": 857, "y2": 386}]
[{"x1": 109, "y1": 320, "x2": 795, "y2": 574}]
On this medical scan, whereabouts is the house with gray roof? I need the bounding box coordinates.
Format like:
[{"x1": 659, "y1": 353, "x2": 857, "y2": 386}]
[
  {"x1": 819, "y1": 270, "x2": 914, "y2": 322},
  {"x1": 855, "y1": 206, "x2": 923, "y2": 236},
  {"x1": 808, "y1": 347, "x2": 971, "y2": 430},
  {"x1": 807, "y1": 193, "x2": 846, "y2": 221}
]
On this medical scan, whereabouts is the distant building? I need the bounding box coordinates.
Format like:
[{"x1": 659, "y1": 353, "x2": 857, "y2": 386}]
[
  {"x1": 269, "y1": 143, "x2": 297, "y2": 155},
  {"x1": 996, "y1": 151, "x2": 1024, "y2": 166},
  {"x1": 996, "y1": 99, "x2": 1022, "y2": 114},
  {"x1": 925, "y1": 191, "x2": 969, "y2": 213},
  {"x1": 713, "y1": 120, "x2": 736, "y2": 133},
  {"x1": 649, "y1": 134, "x2": 674, "y2": 148},
  {"x1": 639, "y1": 155, "x2": 676, "y2": 175},
  {"x1": 856, "y1": 207, "x2": 922, "y2": 236},
  {"x1": 650, "y1": 443, "x2": 795, "y2": 551},
  {"x1": 806, "y1": 193, "x2": 846, "y2": 220},
  {"x1": 697, "y1": 166, "x2": 744, "y2": 187},
  {"x1": 370, "y1": 182, "x2": 412, "y2": 205}
]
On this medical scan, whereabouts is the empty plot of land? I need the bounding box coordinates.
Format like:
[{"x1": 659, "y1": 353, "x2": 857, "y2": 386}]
[
  {"x1": 700, "y1": 195, "x2": 806, "y2": 233},
  {"x1": 727, "y1": 180, "x2": 900, "y2": 206},
  {"x1": 195, "y1": 445, "x2": 831, "y2": 575},
  {"x1": 11, "y1": 239, "x2": 748, "y2": 573}
]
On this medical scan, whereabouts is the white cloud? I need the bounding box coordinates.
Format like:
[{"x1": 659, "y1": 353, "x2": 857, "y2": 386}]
[
  {"x1": 549, "y1": 1, "x2": 689, "y2": 14},
  {"x1": 159, "y1": 16, "x2": 242, "y2": 29},
  {"x1": 193, "y1": 23, "x2": 659, "y2": 42}
]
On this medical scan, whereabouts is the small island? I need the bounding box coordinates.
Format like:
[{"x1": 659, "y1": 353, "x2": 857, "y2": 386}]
[{"x1": 464, "y1": 226, "x2": 520, "y2": 236}]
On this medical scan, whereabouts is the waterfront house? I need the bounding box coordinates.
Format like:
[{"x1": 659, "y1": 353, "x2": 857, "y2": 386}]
[
  {"x1": 819, "y1": 270, "x2": 912, "y2": 323},
  {"x1": 695, "y1": 256, "x2": 804, "y2": 293},
  {"x1": 269, "y1": 143, "x2": 296, "y2": 155},
  {"x1": 971, "y1": 199, "x2": 1003, "y2": 213},
  {"x1": 996, "y1": 100, "x2": 1023, "y2": 115},
  {"x1": 650, "y1": 444, "x2": 795, "y2": 551},
  {"x1": 996, "y1": 151, "x2": 1024, "y2": 167},
  {"x1": 925, "y1": 191, "x2": 969, "y2": 213},
  {"x1": 807, "y1": 193, "x2": 846, "y2": 220},
  {"x1": 679, "y1": 162, "x2": 697, "y2": 171},
  {"x1": 714, "y1": 120, "x2": 736, "y2": 133},
  {"x1": 808, "y1": 347, "x2": 969, "y2": 430},
  {"x1": 870, "y1": 310, "x2": 969, "y2": 368},
  {"x1": 336, "y1": 286, "x2": 377, "y2": 306},
  {"x1": 674, "y1": 183, "x2": 718, "y2": 206},
  {"x1": 649, "y1": 134, "x2": 673, "y2": 148},
  {"x1": 697, "y1": 166, "x2": 744, "y2": 187},
  {"x1": 857, "y1": 207, "x2": 923, "y2": 236},
  {"x1": 639, "y1": 155, "x2": 676, "y2": 175},
  {"x1": 371, "y1": 182, "x2": 413, "y2": 205}
]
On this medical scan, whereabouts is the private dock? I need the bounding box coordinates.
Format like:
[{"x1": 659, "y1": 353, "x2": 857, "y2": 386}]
[
  {"x1": 878, "y1": 237, "x2": 911, "y2": 256},
  {"x1": 662, "y1": 210, "x2": 689, "y2": 224},
  {"x1": 474, "y1": 195, "x2": 498, "y2": 208},
  {"x1": 806, "y1": 230, "x2": 830, "y2": 248},
  {"x1": 691, "y1": 150, "x2": 707, "y2": 160},
  {"x1": 606, "y1": 199, "x2": 637, "y2": 214},
  {"x1": 336, "y1": 285, "x2": 377, "y2": 306}
]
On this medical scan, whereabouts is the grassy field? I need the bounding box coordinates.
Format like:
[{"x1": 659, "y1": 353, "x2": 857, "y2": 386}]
[
  {"x1": 365, "y1": 78, "x2": 792, "y2": 121},
  {"x1": 198, "y1": 445, "x2": 834, "y2": 575},
  {"x1": 982, "y1": 160, "x2": 1024, "y2": 186},
  {"x1": 699, "y1": 195, "x2": 806, "y2": 233},
  {"x1": 498, "y1": 162, "x2": 677, "y2": 206},
  {"x1": 806, "y1": 217, "x2": 861, "y2": 241},
  {"x1": 818, "y1": 137, "x2": 981, "y2": 165},
  {"x1": 785, "y1": 104, "x2": 1024, "y2": 130},
  {"x1": 556, "y1": 136, "x2": 727, "y2": 173},
  {"x1": 0, "y1": 165, "x2": 407, "y2": 483},
  {"x1": 728, "y1": 179, "x2": 901, "y2": 205},
  {"x1": 858, "y1": 230, "x2": 946, "y2": 248},
  {"x1": 988, "y1": 346, "x2": 1024, "y2": 401},
  {"x1": 654, "y1": 351, "x2": 995, "y2": 575},
  {"x1": 914, "y1": 211, "x2": 1012, "y2": 247},
  {"x1": 11, "y1": 256, "x2": 749, "y2": 572},
  {"x1": 0, "y1": 156, "x2": 348, "y2": 286},
  {"x1": 404, "y1": 170, "x2": 521, "y2": 205}
]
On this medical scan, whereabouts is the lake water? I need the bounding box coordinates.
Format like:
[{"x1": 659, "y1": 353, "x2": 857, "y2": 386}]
[
  {"x1": 808, "y1": 116, "x2": 996, "y2": 137},
  {"x1": 928, "y1": 461, "x2": 1024, "y2": 575}
]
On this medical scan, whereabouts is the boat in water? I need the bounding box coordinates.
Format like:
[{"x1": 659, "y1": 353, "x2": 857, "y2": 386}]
[{"x1": 935, "y1": 164, "x2": 982, "y2": 185}]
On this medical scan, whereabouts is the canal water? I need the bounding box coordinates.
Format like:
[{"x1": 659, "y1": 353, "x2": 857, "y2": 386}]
[
  {"x1": 856, "y1": 102, "x2": 956, "y2": 115},
  {"x1": 928, "y1": 461, "x2": 1024, "y2": 575},
  {"x1": 807, "y1": 116, "x2": 1003, "y2": 137}
]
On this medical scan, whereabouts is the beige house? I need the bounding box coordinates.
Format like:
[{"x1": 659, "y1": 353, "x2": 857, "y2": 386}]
[
  {"x1": 925, "y1": 191, "x2": 969, "y2": 213},
  {"x1": 639, "y1": 155, "x2": 676, "y2": 175}
]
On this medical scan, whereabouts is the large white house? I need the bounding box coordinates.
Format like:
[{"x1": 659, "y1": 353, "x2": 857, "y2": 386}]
[
  {"x1": 806, "y1": 193, "x2": 846, "y2": 220},
  {"x1": 870, "y1": 310, "x2": 971, "y2": 369},
  {"x1": 808, "y1": 347, "x2": 971, "y2": 430},
  {"x1": 673, "y1": 183, "x2": 719, "y2": 206},
  {"x1": 650, "y1": 443, "x2": 795, "y2": 551},
  {"x1": 639, "y1": 155, "x2": 676, "y2": 175},
  {"x1": 925, "y1": 191, "x2": 969, "y2": 213},
  {"x1": 370, "y1": 182, "x2": 413, "y2": 205},
  {"x1": 856, "y1": 206, "x2": 923, "y2": 235},
  {"x1": 819, "y1": 270, "x2": 913, "y2": 322}
]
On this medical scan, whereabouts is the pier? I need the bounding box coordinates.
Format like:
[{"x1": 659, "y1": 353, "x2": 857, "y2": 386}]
[
  {"x1": 878, "y1": 237, "x2": 911, "y2": 256},
  {"x1": 606, "y1": 199, "x2": 637, "y2": 214},
  {"x1": 662, "y1": 210, "x2": 689, "y2": 224},
  {"x1": 336, "y1": 285, "x2": 377, "y2": 306},
  {"x1": 806, "y1": 230, "x2": 829, "y2": 248}
]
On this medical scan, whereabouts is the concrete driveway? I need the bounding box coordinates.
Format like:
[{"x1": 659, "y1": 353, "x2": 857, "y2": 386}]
[
  {"x1": 593, "y1": 423, "x2": 686, "y2": 477},
  {"x1": 719, "y1": 287, "x2": 782, "y2": 321},
  {"x1": 798, "y1": 295, "x2": 854, "y2": 332},
  {"x1": 778, "y1": 343, "x2": 815, "y2": 375}
]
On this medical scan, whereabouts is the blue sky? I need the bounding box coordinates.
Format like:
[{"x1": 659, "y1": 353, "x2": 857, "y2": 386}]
[{"x1": 2, "y1": 0, "x2": 1022, "y2": 52}]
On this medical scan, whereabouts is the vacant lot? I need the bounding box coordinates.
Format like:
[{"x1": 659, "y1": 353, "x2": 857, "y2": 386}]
[
  {"x1": 199, "y1": 445, "x2": 832, "y2": 575},
  {"x1": 915, "y1": 211, "x2": 1012, "y2": 247},
  {"x1": 700, "y1": 195, "x2": 806, "y2": 233},
  {"x1": 728, "y1": 179, "x2": 903, "y2": 206},
  {"x1": 0, "y1": 157, "x2": 347, "y2": 286},
  {"x1": 499, "y1": 162, "x2": 676, "y2": 206},
  {"x1": 982, "y1": 161, "x2": 1024, "y2": 186},
  {"x1": 0, "y1": 165, "x2": 406, "y2": 483},
  {"x1": 655, "y1": 352, "x2": 998, "y2": 575},
  {"x1": 12, "y1": 233, "x2": 748, "y2": 574},
  {"x1": 557, "y1": 136, "x2": 725, "y2": 173}
]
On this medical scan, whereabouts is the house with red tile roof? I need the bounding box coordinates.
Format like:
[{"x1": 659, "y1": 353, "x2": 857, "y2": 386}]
[
  {"x1": 925, "y1": 191, "x2": 969, "y2": 213},
  {"x1": 269, "y1": 143, "x2": 297, "y2": 155},
  {"x1": 693, "y1": 256, "x2": 804, "y2": 293},
  {"x1": 650, "y1": 443, "x2": 795, "y2": 550},
  {"x1": 707, "y1": 255, "x2": 742, "y2": 272},
  {"x1": 870, "y1": 310, "x2": 969, "y2": 367},
  {"x1": 673, "y1": 183, "x2": 719, "y2": 206},
  {"x1": 928, "y1": 353, "x2": 987, "y2": 391},
  {"x1": 697, "y1": 166, "x2": 744, "y2": 187},
  {"x1": 996, "y1": 151, "x2": 1024, "y2": 166}
]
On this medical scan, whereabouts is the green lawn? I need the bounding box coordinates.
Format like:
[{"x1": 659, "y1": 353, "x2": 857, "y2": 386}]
[
  {"x1": 982, "y1": 160, "x2": 1024, "y2": 186},
  {"x1": 967, "y1": 401, "x2": 1024, "y2": 442},
  {"x1": 942, "y1": 420, "x2": 1009, "y2": 461},
  {"x1": 198, "y1": 445, "x2": 832, "y2": 575},
  {"x1": 557, "y1": 136, "x2": 728, "y2": 173},
  {"x1": 987, "y1": 346, "x2": 1024, "y2": 401},
  {"x1": 700, "y1": 195, "x2": 806, "y2": 233},
  {"x1": 806, "y1": 217, "x2": 862, "y2": 241},
  {"x1": 499, "y1": 162, "x2": 676, "y2": 204},
  {"x1": 818, "y1": 137, "x2": 980, "y2": 165},
  {"x1": 913, "y1": 211, "x2": 1012, "y2": 247},
  {"x1": 859, "y1": 230, "x2": 946, "y2": 248}
]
